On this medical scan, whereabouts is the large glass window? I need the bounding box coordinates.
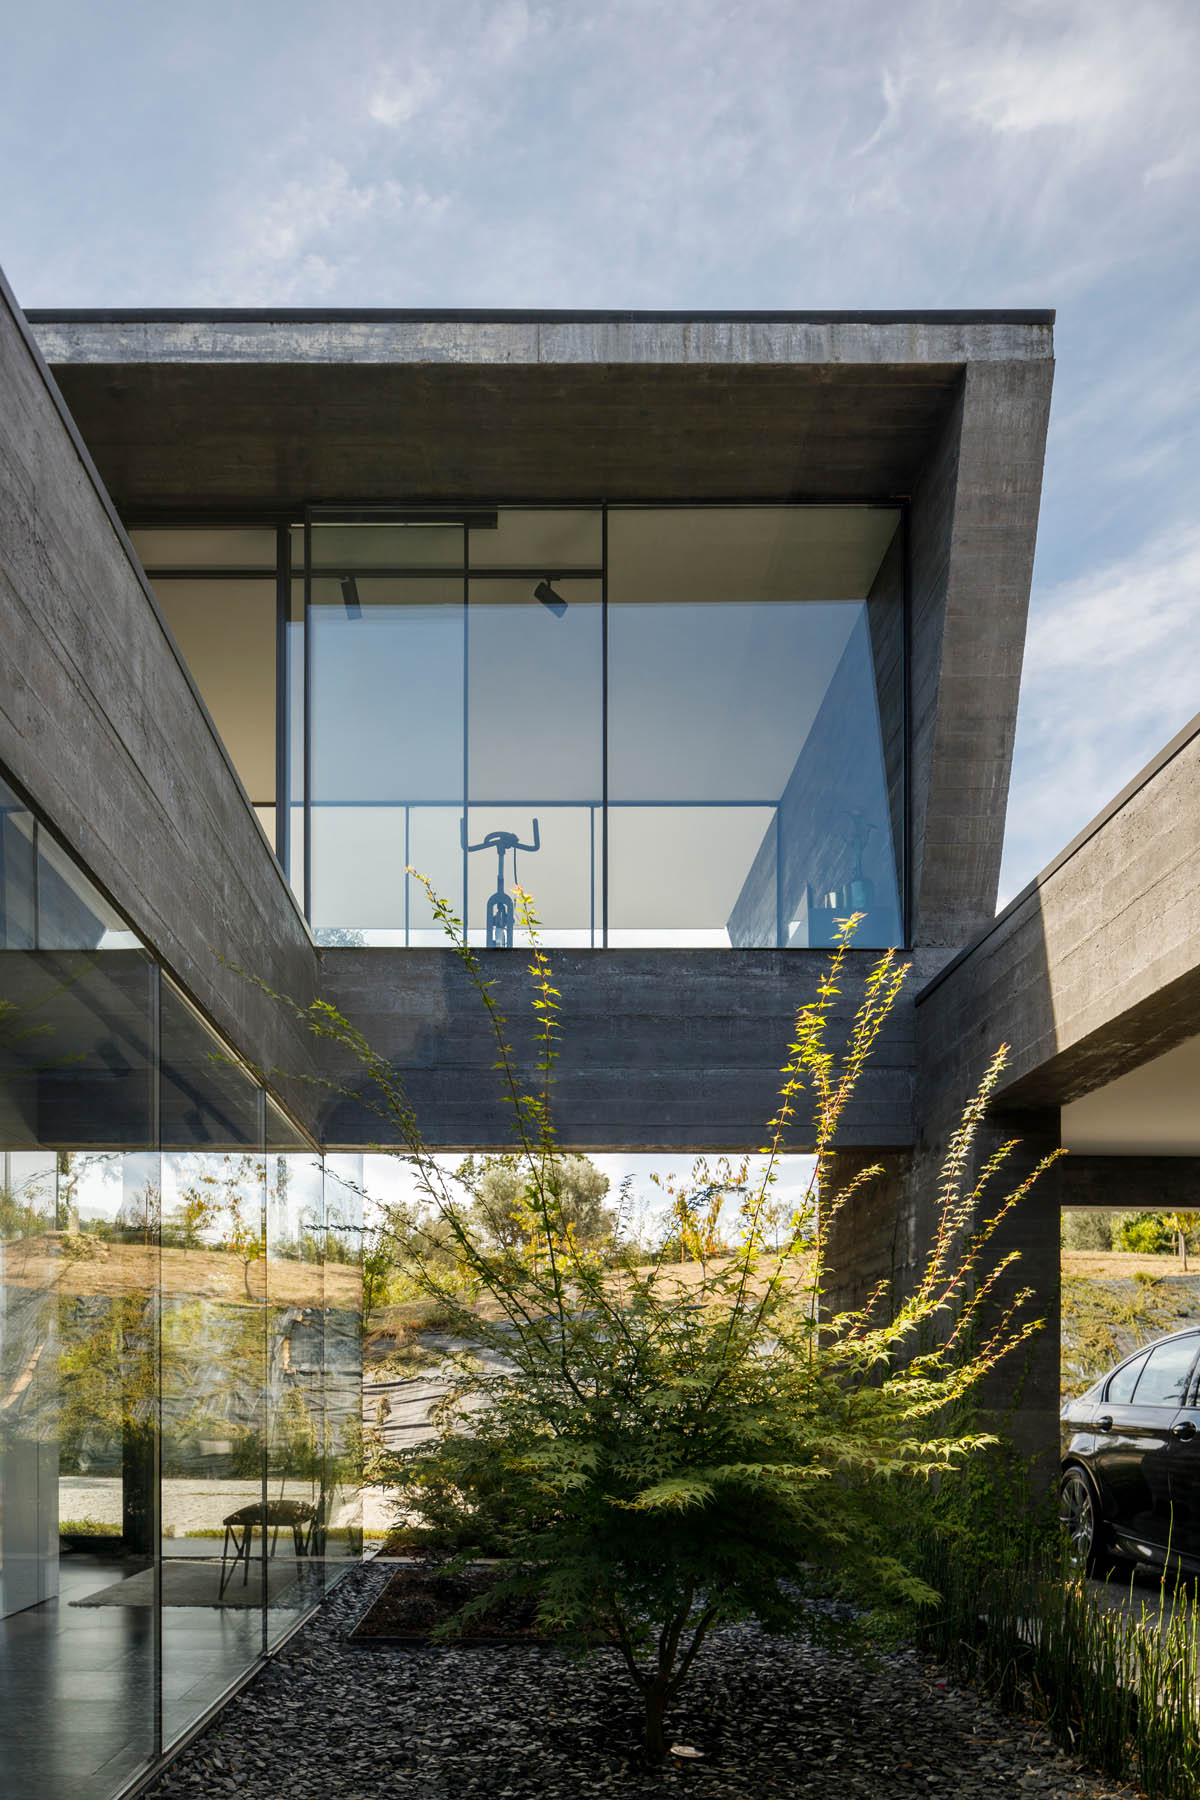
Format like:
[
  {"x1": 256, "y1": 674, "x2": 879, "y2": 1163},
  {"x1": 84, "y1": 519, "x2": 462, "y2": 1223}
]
[
  {"x1": 159, "y1": 981, "x2": 267, "y2": 1746},
  {"x1": 465, "y1": 578, "x2": 602, "y2": 947},
  {"x1": 265, "y1": 1102, "x2": 327, "y2": 1645},
  {"x1": 607, "y1": 507, "x2": 904, "y2": 948},
  {"x1": 131, "y1": 529, "x2": 282, "y2": 853},
  {"x1": 308, "y1": 546, "x2": 465, "y2": 945},
  {"x1": 0, "y1": 773, "x2": 359, "y2": 1800},
  {"x1": 296, "y1": 505, "x2": 902, "y2": 948},
  {"x1": 135, "y1": 505, "x2": 906, "y2": 949},
  {"x1": 320, "y1": 1157, "x2": 365, "y2": 1588}
]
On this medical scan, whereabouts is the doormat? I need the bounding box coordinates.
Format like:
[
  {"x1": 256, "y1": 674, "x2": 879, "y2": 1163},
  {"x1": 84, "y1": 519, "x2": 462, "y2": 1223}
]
[{"x1": 70, "y1": 1560, "x2": 303, "y2": 1609}]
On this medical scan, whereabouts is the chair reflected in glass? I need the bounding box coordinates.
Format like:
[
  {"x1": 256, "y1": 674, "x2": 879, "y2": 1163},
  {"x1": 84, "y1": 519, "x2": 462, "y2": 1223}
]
[{"x1": 218, "y1": 1495, "x2": 323, "y2": 1598}]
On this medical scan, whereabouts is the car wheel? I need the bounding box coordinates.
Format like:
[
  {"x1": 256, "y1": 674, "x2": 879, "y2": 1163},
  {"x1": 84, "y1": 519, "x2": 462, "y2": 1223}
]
[{"x1": 1060, "y1": 1466, "x2": 1103, "y2": 1575}]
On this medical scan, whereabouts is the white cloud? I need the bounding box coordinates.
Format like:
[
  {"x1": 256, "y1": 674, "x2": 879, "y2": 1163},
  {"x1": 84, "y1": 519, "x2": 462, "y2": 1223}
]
[
  {"x1": 367, "y1": 64, "x2": 443, "y2": 129},
  {"x1": 363, "y1": 0, "x2": 535, "y2": 154},
  {"x1": 1028, "y1": 526, "x2": 1200, "y2": 674},
  {"x1": 1144, "y1": 142, "x2": 1200, "y2": 186},
  {"x1": 932, "y1": 31, "x2": 1140, "y2": 136},
  {"x1": 196, "y1": 157, "x2": 454, "y2": 304},
  {"x1": 850, "y1": 67, "x2": 904, "y2": 158}
]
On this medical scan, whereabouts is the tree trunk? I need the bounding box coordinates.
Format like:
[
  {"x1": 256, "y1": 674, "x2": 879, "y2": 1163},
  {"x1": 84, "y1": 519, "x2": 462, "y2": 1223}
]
[{"x1": 643, "y1": 1677, "x2": 670, "y2": 1763}]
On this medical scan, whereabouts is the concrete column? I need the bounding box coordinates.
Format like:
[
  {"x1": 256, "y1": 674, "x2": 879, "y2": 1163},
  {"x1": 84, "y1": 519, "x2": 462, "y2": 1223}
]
[
  {"x1": 822, "y1": 1149, "x2": 914, "y2": 1324},
  {"x1": 968, "y1": 1107, "x2": 1062, "y2": 1472},
  {"x1": 822, "y1": 1109, "x2": 1062, "y2": 1478}
]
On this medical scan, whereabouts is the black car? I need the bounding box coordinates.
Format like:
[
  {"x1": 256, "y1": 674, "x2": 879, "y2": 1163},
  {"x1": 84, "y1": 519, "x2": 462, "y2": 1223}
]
[{"x1": 1060, "y1": 1327, "x2": 1200, "y2": 1575}]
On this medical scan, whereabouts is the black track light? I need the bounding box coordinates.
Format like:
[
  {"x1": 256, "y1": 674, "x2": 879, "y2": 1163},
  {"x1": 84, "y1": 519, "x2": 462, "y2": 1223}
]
[
  {"x1": 341, "y1": 576, "x2": 361, "y2": 618},
  {"x1": 534, "y1": 579, "x2": 567, "y2": 617}
]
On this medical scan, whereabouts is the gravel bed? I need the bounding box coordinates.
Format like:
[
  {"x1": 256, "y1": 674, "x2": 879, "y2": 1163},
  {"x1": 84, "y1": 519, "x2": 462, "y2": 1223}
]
[{"x1": 146, "y1": 1563, "x2": 1145, "y2": 1800}]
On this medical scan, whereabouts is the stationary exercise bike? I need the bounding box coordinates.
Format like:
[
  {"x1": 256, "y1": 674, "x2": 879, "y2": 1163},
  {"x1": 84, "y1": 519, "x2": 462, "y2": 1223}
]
[{"x1": 461, "y1": 817, "x2": 541, "y2": 948}]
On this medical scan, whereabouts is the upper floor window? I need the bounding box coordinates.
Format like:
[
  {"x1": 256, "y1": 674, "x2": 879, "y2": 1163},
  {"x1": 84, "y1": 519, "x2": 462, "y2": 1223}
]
[{"x1": 133, "y1": 504, "x2": 905, "y2": 950}]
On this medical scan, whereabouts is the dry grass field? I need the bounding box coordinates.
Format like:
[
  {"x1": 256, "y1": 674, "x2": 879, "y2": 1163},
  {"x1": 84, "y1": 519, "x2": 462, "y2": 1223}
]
[{"x1": 1, "y1": 1232, "x2": 359, "y2": 1307}]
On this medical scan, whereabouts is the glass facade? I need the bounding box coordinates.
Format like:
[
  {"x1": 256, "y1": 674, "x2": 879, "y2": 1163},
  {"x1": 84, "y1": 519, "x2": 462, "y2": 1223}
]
[
  {"x1": 133, "y1": 504, "x2": 906, "y2": 950},
  {"x1": 0, "y1": 773, "x2": 362, "y2": 1800}
]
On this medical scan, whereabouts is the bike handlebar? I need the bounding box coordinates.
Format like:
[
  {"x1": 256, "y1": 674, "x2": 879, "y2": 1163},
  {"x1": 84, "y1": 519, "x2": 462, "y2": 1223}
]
[{"x1": 461, "y1": 816, "x2": 540, "y2": 854}]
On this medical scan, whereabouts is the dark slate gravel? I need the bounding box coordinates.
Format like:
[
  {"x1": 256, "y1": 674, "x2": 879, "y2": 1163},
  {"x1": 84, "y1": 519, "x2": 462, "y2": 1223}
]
[{"x1": 146, "y1": 1563, "x2": 1145, "y2": 1800}]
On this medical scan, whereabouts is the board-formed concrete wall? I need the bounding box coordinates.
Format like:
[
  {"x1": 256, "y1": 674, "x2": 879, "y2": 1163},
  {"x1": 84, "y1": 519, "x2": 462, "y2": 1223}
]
[
  {"x1": 0, "y1": 271, "x2": 320, "y2": 1128},
  {"x1": 920, "y1": 709, "x2": 1200, "y2": 1112},
  {"x1": 908, "y1": 361, "x2": 1054, "y2": 947},
  {"x1": 7, "y1": 282, "x2": 1086, "y2": 1460},
  {"x1": 317, "y1": 946, "x2": 934, "y2": 1152}
]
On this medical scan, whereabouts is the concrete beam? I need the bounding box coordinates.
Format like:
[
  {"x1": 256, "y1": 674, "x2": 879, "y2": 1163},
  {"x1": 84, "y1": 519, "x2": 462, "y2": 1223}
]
[
  {"x1": 1062, "y1": 1155, "x2": 1200, "y2": 1210},
  {"x1": 316, "y1": 946, "x2": 924, "y2": 1152},
  {"x1": 27, "y1": 309, "x2": 1056, "y2": 369},
  {"x1": 28, "y1": 309, "x2": 1053, "y2": 517},
  {"x1": 0, "y1": 270, "x2": 320, "y2": 1130}
]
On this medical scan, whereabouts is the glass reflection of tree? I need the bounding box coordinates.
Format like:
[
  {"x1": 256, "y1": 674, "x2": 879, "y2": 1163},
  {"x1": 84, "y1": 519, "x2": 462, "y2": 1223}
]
[{"x1": 49, "y1": 1154, "x2": 160, "y2": 1554}]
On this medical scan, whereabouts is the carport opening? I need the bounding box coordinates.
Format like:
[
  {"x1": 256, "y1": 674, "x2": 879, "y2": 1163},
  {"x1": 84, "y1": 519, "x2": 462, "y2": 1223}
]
[{"x1": 1061, "y1": 1205, "x2": 1200, "y2": 1403}]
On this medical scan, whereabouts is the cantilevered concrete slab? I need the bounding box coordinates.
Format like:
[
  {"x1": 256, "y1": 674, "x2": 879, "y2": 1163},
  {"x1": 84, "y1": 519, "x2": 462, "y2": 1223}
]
[
  {"x1": 9, "y1": 291, "x2": 1075, "y2": 1452},
  {"x1": 31, "y1": 307, "x2": 1054, "y2": 963},
  {"x1": 28, "y1": 309, "x2": 1050, "y2": 515}
]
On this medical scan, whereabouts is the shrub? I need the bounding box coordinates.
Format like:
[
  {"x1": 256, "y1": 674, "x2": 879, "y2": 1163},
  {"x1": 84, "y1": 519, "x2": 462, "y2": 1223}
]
[
  {"x1": 1117, "y1": 1213, "x2": 1175, "y2": 1256},
  {"x1": 273, "y1": 891, "x2": 1052, "y2": 1764}
]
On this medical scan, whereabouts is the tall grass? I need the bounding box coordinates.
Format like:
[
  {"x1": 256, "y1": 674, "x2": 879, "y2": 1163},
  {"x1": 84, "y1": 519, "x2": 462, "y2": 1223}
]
[{"x1": 903, "y1": 1491, "x2": 1200, "y2": 1798}]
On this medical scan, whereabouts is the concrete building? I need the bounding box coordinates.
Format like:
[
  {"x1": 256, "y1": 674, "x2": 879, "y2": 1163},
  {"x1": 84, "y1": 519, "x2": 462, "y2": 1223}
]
[{"x1": 3, "y1": 273, "x2": 1198, "y2": 1798}]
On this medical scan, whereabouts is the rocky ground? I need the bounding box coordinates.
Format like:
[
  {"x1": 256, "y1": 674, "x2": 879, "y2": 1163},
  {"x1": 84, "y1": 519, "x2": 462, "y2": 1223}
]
[{"x1": 145, "y1": 1562, "x2": 1146, "y2": 1800}]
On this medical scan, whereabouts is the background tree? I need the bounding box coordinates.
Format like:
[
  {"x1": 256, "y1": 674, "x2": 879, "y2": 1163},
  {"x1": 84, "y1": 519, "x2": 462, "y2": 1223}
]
[
  {"x1": 455, "y1": 1151, "x2": 614, "y2": 1254},
  {"x1": 1060, "y1": 1208, "x2": 1115, "y2": 1253},
  {"x1": 1163, "y1": 1211, "x2": 1200, "y2": 1270},
  {"x1": 1115, "y1": 1211, "x2": 1176, "y2": 1256}
]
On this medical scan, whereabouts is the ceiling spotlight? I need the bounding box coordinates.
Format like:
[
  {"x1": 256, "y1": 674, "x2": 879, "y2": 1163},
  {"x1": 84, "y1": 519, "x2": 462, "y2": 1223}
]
[
  {"x1": 341, "y1": 576, "x2": 362, "y2": 618},
  {"x1": 534, "y1": 579, "x2": 567, "y2": 617}
]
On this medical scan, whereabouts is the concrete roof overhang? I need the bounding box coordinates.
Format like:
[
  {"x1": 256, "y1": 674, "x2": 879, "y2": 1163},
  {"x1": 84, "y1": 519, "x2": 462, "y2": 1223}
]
[{"x1": 27, "y1": 308, "x2": 1055, "y2": 512}]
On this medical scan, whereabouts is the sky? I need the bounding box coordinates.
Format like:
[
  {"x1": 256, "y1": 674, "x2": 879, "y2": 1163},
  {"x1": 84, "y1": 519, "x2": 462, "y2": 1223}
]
[{"x1": 1, "y1": 0, "x2": 1197, "y2": 908}]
